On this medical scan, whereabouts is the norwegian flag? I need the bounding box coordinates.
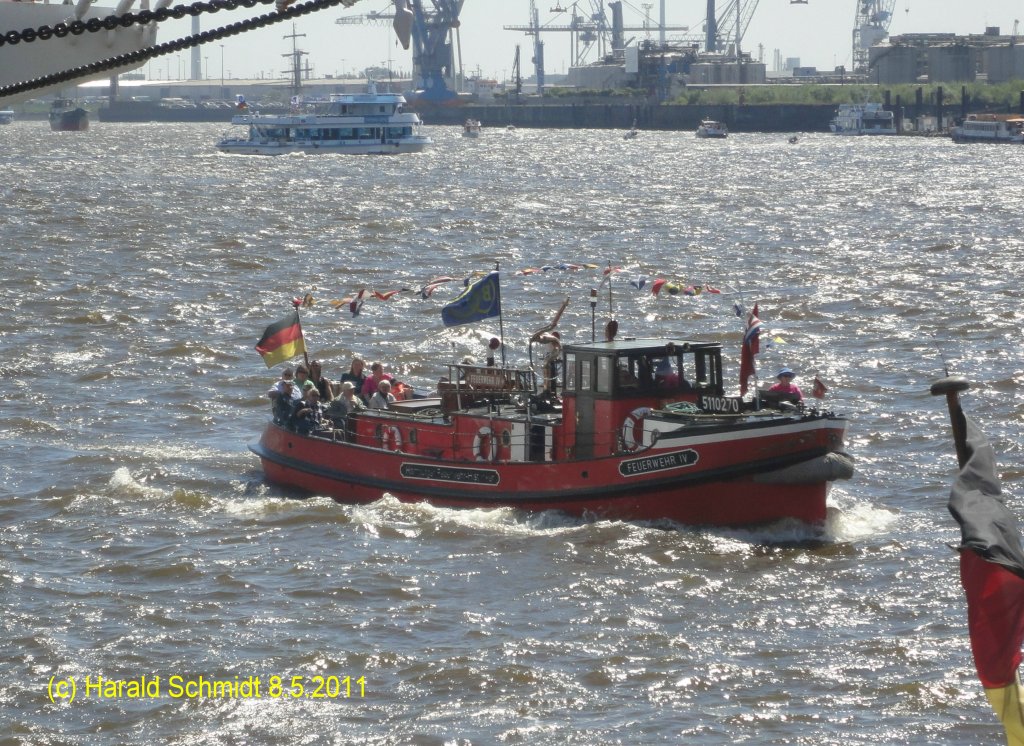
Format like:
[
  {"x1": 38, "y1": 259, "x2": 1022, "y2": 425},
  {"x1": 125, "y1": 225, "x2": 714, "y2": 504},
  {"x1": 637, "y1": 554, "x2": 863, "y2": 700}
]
[{"x1": 739, "y1": 303, "x2": 762, "y2": 395}]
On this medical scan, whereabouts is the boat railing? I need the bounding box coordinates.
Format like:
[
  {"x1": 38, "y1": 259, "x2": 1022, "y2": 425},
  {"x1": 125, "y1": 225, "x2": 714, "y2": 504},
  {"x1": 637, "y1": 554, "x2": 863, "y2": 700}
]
[{"x1": 439, "y1": 364, "x2": 535, "y2": 412}]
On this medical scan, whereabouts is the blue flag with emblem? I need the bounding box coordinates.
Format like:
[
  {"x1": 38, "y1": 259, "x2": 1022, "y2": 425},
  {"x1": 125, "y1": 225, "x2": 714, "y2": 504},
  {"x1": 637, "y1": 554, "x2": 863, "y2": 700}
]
[{"x1": 441, "y1": 271, "x2": 502, "y2": 327}]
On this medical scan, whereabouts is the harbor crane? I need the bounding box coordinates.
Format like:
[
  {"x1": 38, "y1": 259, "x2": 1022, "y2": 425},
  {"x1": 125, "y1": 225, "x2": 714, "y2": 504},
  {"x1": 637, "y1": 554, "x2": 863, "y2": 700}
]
[
  {"x1": 785, "y1": 0, "x2": 898, "y2": 72},
  {"x1": 705, "y1": 0, "x2": 760, "y2": 54},
  {"x1": 853, "y1": 0, "x2": 896, "y2": 72},
  {"x1": 337, "y1": 0, "x2": 463, "y2": 103},
  {"x1": 503, "y1": 0, "x2": 688, "y2": 86}
]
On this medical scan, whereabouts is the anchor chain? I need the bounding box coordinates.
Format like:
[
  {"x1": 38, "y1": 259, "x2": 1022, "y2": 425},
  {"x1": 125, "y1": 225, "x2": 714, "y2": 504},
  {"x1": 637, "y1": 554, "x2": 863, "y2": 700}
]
[{"x1": 0, "y1": 0, "x2": 361, "y2": 98}]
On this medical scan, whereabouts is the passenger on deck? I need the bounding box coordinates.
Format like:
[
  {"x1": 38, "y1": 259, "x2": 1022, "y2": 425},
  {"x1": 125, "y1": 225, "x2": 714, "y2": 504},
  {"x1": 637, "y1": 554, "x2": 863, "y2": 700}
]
[
  {"x1": 535, "y1": 331, "x2": 561, "y2": 395},
  {"x1": 361, "y1": 361, "x2": 393, "y2": 401},
  {"x1": 368, "y1": 379, "x2": 396, "y2": 410},
  {"x1": 391, "y1": 381, "x2": 413, "y2": 400},
  {"x1": 326, "y1": 381, "x2": 365, "y2": 437},
  {"x1": 271, "y1": 379, "x2": 297, "y2": 425},
  {"x1": 769, "y1": 367, "x2": 804, "y2": 401},
  {"x1": 267, "y1": 367, "x2": 301, "y2": 402},
  {"x1": 341, "y1": 357, "x2": 368, "y2": 400},
  {"x1": 616, "y1": 358, "x2": 639, "y2": 388},
  {"x1": 605, "y1": 319, "x2": 619, "y2": 342},
  {"x1": 308, "y1": 360, "x2": 334, "y2": 402},
  {"x1": 294, "y1": 364, "x2": 314, "y2": 395},
  {"x1": 290, "y1": 387, "x2": 330, "y2": 435},
  {"x1": 654, "y1": 357, "x2": 681, "y2": 389},
  {"x1": 329, "y1": 381, "x2": 365, "y2": 416}
]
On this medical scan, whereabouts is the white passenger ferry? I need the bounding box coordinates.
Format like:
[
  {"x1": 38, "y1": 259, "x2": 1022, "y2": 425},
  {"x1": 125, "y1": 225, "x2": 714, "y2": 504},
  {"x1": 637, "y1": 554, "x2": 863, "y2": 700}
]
[
  {"x1": 829, "y1": 103, "x2": 896, "y2": 135},
  {"x1": 950, "y1": 114, "x2": 1024, "y2": 144},
  {"x1": 695, "y1": 119, "x2": 728, "y2": 138},
  {"x1": 216, "y1": 82, "x2": 433, "y2": 155}
]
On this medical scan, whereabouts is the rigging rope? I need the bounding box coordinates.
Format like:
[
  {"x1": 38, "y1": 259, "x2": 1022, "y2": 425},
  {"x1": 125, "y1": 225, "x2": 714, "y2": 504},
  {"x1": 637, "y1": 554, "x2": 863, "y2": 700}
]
[{"x1": 0, "y1": 0, "x2": 361, "y2": 98}]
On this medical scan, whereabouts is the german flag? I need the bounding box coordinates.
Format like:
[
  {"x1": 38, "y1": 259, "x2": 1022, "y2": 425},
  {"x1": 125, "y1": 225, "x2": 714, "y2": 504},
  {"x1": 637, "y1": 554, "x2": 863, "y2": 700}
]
[
  {"x1": 255, "y1": 310, "x2": 305, "y2": 368},
  {"x1": 950, "y1": 416, "x2": 1024, "y2": 744}
]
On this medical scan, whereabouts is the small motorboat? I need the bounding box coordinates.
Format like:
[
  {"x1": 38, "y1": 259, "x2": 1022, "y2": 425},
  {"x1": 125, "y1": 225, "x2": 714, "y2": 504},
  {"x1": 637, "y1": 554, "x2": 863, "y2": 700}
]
[
  {"x1": 696, "y1": 119, "x2": 728, "y2": 139},
  {"x1": 48, "y1": 99, "x2": 88, "y2": 131}
]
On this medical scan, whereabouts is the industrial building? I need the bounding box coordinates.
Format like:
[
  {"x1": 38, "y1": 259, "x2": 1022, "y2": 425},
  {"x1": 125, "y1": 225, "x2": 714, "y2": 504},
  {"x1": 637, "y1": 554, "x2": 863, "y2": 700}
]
[{"x1": 870, "y1": 28, "x2": 1024, "y2": 84}]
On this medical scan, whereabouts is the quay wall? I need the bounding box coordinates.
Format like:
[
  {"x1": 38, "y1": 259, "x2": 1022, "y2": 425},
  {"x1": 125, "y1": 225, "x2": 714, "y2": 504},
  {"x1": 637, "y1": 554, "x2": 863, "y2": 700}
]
[
  {"x1": 95, "y1": 99, "x2": 838, "y2": 131},
  {"x1": 419, "y1": 102, "x2": 838, "y2": 133}
]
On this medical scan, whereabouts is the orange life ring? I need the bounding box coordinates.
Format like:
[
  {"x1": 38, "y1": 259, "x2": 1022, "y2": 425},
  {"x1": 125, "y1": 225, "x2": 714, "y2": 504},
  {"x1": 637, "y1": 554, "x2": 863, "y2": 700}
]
[
  {"x1": 620, "y1": 407, "x2": 651, "y2": 452},
  {"x1": 382, "y1": 425, "x2": 403, "y2": 452},
  {"x1": 473, "y1": 426, "x2": 498, "y2": 461}
]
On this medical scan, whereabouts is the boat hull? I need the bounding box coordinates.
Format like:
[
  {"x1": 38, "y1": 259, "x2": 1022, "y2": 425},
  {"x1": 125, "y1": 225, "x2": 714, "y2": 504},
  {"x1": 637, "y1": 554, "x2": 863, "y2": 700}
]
[
  {"x1": 828, "y1": 104, "x2": 896, "y2": 135},
  {"x1": 49, "y1": 108, "x2": 89, "y2": 132},
  {"x1": 217, "y1": 139, "x2": 431, "y2": 155},
  {"x1": 950, "y1": 127, "x2": 1024, "y2": 144},
  {"x1": 829, "y1": 127, "x2": 897, "y2": 136},
  {"x1": 251, "y1": 416, "x2": 850, "y2": 527}
]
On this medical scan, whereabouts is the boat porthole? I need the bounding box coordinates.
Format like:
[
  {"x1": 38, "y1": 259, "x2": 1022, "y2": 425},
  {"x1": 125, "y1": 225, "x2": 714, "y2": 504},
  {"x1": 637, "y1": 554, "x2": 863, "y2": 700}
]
[
  {"x1": 408, "y1": 429, "x2": 417, "y2": 445},
  {"x1": 500, "y1": 430, "x2": 511, "y2": 447},
  {"x1": 581, "y1": 471, "x2": 589, "y2": 479}
]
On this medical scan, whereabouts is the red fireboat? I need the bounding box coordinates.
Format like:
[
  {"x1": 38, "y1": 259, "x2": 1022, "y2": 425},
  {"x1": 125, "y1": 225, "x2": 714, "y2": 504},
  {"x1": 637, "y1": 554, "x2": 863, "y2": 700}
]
[{"x1": 251, "y1": 330, "x2": 852, "y2": 528}]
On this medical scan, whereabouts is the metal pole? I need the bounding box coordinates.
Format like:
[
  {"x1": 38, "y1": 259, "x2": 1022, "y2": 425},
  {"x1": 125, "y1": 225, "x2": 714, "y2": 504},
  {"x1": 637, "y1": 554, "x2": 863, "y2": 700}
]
[
  {"x1": 495, "y1": 263, "x2": 506, "y2": 367},
  {"x1": 929, "y1": 375, "x2": 971, "y2": 468},
  {"x1": 590, "y1": 288, "x2": 597, "y2": 342}
]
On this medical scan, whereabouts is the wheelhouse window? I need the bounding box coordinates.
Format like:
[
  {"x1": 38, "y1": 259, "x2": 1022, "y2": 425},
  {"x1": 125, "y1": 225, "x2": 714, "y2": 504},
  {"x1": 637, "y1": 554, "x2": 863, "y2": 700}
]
[
  {"x1": 564, "y1": 353, "x2": 576, "y2": 390},
  {"x1": 597, "y1": 357, "x2": 613, "y2": 393},
  {"x1": 580, "y1": 359, "x2": 592, "y2": 391}
]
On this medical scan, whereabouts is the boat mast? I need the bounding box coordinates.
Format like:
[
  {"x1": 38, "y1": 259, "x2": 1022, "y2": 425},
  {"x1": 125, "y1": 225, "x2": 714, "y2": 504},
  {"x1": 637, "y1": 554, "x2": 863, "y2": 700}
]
[
  {"x1": 283, "y1": 24, "x2": 307, "y2": 98},
  {"x1": 495, "y1": 262, "x2": 506, "y2": 367}
]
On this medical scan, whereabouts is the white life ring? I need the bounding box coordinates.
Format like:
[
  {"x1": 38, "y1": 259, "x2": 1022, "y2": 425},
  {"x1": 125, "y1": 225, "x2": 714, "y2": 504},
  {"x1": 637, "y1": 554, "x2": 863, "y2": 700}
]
[
  {"x1": 620, "y1": 407, "x2": 651, "y2": 452},
  {"x1": 473, "y1": 426, "x2": 499, "y2": 461},
  {"x1": 382, "y1": 425, "x2": 402, "y2": 452}
]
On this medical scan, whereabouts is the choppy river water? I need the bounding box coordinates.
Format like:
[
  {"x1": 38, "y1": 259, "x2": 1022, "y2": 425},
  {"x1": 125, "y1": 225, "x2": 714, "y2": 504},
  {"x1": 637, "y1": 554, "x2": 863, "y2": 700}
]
[{"x1": 1, "y1": 121, "x2": 1022, "y2": 744}]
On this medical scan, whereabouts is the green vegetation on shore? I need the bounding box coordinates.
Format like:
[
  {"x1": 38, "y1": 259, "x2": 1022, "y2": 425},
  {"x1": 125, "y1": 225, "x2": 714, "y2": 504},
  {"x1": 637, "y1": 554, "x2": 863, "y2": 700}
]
[{"x1": 533, "y1": 80, "x2": 1024, "y2": 111}]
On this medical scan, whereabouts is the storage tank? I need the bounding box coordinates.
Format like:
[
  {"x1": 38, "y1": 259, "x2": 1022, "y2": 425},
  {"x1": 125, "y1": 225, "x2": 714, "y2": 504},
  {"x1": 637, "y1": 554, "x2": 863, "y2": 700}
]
[
  {"x1": 984, "y1": 44, "x2": 1024, "y2": 83},
  {"x1": 870, "y1": 44, "x2": 919, "y2": 84},
  {"x1": 688, "y1": 63, "x2": 719, "y2": 85},
  {"x1": 927, "y1": 44, "x2": 976, "y2": 83}
]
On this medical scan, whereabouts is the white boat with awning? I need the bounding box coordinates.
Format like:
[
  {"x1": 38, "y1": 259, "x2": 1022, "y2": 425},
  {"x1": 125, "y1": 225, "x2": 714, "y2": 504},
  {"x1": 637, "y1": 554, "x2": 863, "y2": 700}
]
[
  {"x1": 951, "y1": 115, "x2": 1024, "y2": 144},
  {"x1": 829, "y1": 103, "x2": 896, "y2": 135},
  {"x1": 216, "y1": 82, "x2": 433, "y2": 156}
]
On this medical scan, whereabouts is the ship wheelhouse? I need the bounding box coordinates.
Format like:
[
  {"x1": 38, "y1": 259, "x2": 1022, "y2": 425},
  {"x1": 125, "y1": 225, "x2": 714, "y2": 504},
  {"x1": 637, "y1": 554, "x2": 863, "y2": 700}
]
[{"x1": 560, "y1": 339, "x2": 725, "y2": 458}]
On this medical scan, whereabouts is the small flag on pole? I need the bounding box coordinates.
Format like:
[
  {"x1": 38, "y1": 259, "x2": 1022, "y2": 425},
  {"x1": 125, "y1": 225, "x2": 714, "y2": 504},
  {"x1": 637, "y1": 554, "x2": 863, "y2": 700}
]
[
  {"x1": 739, "y1": 303, "x2": 761, "y2": 395},
  {"x1": 441, "y1": 271, "x2": 501, "y2": 327},
  {"x1": 949, "y1": 416, "x2": 1024, "y2": 745},
  {"x1": 255, "y1": 309, "x2": 305, "y2": 368}
]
